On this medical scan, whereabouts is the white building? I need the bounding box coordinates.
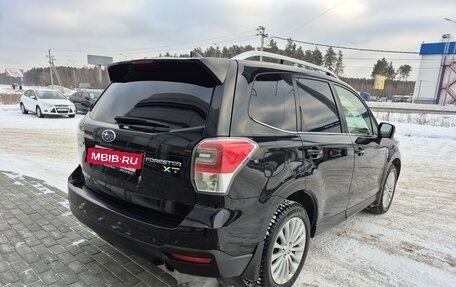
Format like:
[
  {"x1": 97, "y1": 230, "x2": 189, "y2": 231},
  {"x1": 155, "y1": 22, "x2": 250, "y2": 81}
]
[{"x1": 413, "y1": 39, "x2": 456, "y2": 104}]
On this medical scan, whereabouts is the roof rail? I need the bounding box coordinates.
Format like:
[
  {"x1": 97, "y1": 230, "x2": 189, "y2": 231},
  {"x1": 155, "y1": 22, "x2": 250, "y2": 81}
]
[{"x1": 232, "y1": 50, "x2": 338, "y2": 78}]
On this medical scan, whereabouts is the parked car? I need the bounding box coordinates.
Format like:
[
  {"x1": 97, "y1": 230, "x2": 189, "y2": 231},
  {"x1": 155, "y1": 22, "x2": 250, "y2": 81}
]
[
  {"x1": 20, "y1": 88, "x2": 76, "y2": 118},
  {"x1": 391, "y1": 95, "x2": 412, "y2": 103},
  {"x1": 69, "y1": 89, "x2": 103, "y2": 114},
  {"x1": 68, "y1": 51, "x2": 401, "y2": 286}
]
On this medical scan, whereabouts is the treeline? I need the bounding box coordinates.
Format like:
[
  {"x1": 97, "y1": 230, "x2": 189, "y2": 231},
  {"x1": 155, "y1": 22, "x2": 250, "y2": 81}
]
[
  {"x1": 169, "y1": 39, "x2": 344, "y2": 76},
  {"x1": 342, "y1": 78, "x2": 415, "y2": 97},
  {"x1": 1, "y1": 41, "x2": 414, "y2": 95},
  {"x1": 0, "y1": 66, "x2": 109, "y2": 89}
]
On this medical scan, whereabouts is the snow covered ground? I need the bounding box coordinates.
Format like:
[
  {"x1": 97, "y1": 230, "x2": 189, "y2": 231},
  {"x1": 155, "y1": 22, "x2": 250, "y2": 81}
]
[{"x1": 0, "y1": 104, "x2": 455, "y2": 286}]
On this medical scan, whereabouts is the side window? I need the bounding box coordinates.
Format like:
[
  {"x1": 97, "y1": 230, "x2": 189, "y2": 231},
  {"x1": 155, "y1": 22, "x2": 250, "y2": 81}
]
[
  {"x1": 24, "y1": 90, "x2": 30, "y2": 97},
  {"x1": 335, "y1": 85, "x2": 373, "y2": 135},
  {"x1": 249, "y1": 73, "x2": 296, "y2": 131},
  {"x1": 30, "y1": 91, "x2": 36, "y2": 98},
  {"x1": 296, "y1": 78, "x2": 341, "y2": 133}
]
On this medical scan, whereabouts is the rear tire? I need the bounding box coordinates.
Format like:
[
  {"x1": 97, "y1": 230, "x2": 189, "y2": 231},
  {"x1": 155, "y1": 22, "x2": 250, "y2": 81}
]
[
  {"x1": 367, "y1": 165, "x2": 398, "y2": 214},
  {"x1": 20, "y1": 103, "x2": 28, "y2": 114},
  {"x1": 36, "y1": 106, "x2": 44, "y2": 118},
  {"x1": 257, "y1": 200, "x2": 310, "y2": 287}
]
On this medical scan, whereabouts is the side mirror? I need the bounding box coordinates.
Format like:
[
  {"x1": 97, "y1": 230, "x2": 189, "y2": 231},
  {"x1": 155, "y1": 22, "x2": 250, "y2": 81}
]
[
  {"x1": 30, "y1": 95, "x2": 37, "y2": 100},
  {"x1": 378, "y1": 122, "x2": 395, "y2": 139}
]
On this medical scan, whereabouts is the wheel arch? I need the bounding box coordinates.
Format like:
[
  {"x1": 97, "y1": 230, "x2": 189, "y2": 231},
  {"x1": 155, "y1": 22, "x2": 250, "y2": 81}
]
[
  {"x1": 392, "y1": 157, "x2": 401, "y2": 177},
  {"x1": 284, "y1": 190, "x2": 318, "y2": 237},
  {"x1": 242, "y1": 189, "x2": 318, "y2": 282}
]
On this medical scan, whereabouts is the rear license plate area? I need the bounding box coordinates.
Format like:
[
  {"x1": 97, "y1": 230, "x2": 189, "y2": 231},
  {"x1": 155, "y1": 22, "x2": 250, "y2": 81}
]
[{"x1": 86, "y1": 146, "x2": 144, "y2": 175}]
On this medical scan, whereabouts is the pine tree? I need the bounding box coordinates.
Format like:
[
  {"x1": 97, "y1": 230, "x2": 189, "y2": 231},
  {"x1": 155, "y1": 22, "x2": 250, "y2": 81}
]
[
  {"x1": 334, "y1": 50, "x2": 344, "y2": 76},
  {"x1": 264, "y1": 39, "x2": 280, "y2": 54},
  {"x1": 398, "y1": 64, "x2": 412, "y2": 81},
  {"x1": 372, "y1": 58, "x2": 394, "y2": 79},
  {"x1": 284, "y1": 38, "x2": 297, "y2": 58},
  {"x1": 323, "y1": 47, "x2": 337, "y2": 71},
  {"x1": 311, "y1": 48, "x2": 323, "y2": 66},
  {"x1": 303, "y1": 49, "x2": 313, "y2": 62}
]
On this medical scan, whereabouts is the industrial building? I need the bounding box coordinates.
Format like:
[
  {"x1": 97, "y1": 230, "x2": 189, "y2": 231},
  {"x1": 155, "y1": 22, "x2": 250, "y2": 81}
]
[{"x1": 413, "y1": 37, "x2": 456, "y2": 104}]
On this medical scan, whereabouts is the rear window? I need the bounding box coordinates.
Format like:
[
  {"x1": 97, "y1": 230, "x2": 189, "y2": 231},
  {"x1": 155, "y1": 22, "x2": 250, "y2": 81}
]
[
  {"x1": 249, "y1": 73, "x2": 297, "y2": 131},
  {"x1": 90, "y1": 81, "x2": 213, "y2": 129}
]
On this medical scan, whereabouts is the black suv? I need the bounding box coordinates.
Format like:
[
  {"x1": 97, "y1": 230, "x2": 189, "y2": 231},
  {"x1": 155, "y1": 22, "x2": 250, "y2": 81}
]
[{"x1": 68, "y1": 51, "x2": 400, "y2": 287}]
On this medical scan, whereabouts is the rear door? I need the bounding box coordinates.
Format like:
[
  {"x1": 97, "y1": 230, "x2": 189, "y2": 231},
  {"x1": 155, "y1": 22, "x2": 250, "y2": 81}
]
[
  {"x1": 81, "y1": 60, "x2": 222, "y2": 225},
  {"x1": 333, "y1": 85, "x2": 388, "y2": 214},
  {"x1": 295, "y1": 77, "x2": 354, "y2": 229},
  {"x1": 237, "y1": 72, "x2": 303, "y2": 199}
]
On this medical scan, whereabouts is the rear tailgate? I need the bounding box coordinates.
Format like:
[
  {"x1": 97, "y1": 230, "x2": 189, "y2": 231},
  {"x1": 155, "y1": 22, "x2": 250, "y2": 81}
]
[{"x1": 80, "y1": 59, "x2": 226, "y2": 226}]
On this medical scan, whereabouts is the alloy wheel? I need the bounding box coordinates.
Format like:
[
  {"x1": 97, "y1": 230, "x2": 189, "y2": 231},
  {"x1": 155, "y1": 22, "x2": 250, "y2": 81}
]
[
  {"x1": 382, "y1": 171, "x2": 396, "y2": 208},
  {"x1": 270, "y1": 217, "x2": 306, "y2": 285}
]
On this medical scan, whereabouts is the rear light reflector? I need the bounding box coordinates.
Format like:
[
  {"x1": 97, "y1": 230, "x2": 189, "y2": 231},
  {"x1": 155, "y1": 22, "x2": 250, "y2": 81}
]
[
  {"x1": 192, "y1": 138, "x2": 258, "y2": 194},
  {"x1": 171, "y1": 253, "x2": 213, "y2": 264}
]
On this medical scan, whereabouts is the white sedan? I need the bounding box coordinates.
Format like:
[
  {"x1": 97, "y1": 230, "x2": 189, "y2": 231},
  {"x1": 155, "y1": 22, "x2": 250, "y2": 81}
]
[{"x1": 20, "y1": 88, "x2": 76, "y2": 118}]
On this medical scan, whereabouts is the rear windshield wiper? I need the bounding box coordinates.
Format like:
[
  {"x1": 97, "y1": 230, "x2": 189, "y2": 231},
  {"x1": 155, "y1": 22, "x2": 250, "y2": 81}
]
[{"x1": 114, "y1": 116, "x2": 170, "y2": 128}]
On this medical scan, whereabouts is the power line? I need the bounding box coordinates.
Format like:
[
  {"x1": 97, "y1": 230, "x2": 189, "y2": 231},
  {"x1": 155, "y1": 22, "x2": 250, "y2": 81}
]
[
  {"x1": 288, "y1": 0, "x2": 348, "y2": 34},
  {"x1": 271, "y1": 35, "x2": 419, "y2": 54}
]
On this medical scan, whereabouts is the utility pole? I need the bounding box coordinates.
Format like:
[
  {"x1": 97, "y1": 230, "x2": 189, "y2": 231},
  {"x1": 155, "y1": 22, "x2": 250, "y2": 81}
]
[
  {"x1": 257, "y1": 26, "x2": 268, "y2": 61},
  {"x1": 46, "y1": 50, "x2": 63, "y2": 91},
  {"x1": 46, "y1": 49, "x2": 55, "y2": 86}
]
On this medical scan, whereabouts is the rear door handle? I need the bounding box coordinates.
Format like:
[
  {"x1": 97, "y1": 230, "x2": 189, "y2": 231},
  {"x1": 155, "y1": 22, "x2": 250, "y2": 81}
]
[{"x1": 355, "y1": 146, "x2": 365, "y2": 156}]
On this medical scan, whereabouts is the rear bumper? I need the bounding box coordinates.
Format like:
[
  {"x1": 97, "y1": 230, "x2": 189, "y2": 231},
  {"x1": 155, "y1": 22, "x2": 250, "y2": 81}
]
[{"x1": 68, "y1": 166, "x2": 260, "y2": 278}]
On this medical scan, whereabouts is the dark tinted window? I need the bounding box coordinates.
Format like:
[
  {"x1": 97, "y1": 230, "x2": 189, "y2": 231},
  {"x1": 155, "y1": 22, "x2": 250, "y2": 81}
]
[
  {"x1": 249, "y1": 73, "x2": 296, "y2": 131},
  {"x1": 335, "y1": 85, "x2": 374, "y2": 135},
  {"x1": 90, "y1": 81, "x2": 213, "y2": 129},
  {"x1": 296, "y1": 78, "x2": 341, "y2": 133}
]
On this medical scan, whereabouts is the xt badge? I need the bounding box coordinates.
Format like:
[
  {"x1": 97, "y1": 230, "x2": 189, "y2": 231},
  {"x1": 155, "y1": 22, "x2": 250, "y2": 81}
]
[{"x1": 145, "y1": 157, "x2": 182, "y2": 174}]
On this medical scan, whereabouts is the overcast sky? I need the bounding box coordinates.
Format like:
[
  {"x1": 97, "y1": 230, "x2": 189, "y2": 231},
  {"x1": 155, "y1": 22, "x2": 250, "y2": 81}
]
[{"x1": 1, "y1": 0, "x2": 455, "y2": 78}]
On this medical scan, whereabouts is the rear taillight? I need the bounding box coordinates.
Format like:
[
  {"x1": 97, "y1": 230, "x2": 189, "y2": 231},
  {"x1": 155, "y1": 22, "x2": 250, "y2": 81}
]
[{"x1": 192, "y1": 138, "x2": 258, "y2": 194}]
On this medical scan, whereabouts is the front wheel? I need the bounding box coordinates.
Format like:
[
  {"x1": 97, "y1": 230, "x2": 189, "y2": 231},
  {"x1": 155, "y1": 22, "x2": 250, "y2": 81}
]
[
  {"x1": 258, "y1": 200, "x2": 310, "y2": 287},
  {"x1": 367, "y1": 165, "x2": 398, "y2": 214},
  {"x1": 36, "y1": 106, "x2": 44, "y2": 118}
]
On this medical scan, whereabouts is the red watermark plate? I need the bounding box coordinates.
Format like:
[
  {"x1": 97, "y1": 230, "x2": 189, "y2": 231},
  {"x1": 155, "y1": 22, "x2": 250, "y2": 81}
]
[{"x1": 86, "y1": 147, "x2": 143, "y2": 170}]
